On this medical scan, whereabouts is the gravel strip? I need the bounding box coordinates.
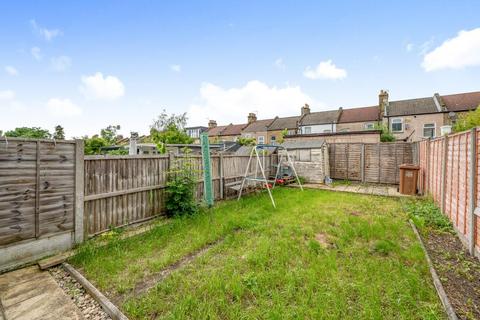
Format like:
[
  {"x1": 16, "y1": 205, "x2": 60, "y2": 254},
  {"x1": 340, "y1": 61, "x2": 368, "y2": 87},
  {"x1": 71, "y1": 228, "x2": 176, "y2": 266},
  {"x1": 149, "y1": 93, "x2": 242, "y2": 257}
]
[{"x1": 49, "y1": 266, "x2": 111, "y2": 320}]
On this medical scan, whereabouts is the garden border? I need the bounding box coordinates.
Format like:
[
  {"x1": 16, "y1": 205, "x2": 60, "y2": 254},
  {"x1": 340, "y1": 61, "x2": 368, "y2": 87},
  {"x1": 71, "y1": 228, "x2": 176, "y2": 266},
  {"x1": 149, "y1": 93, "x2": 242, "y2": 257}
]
[
  {"x1": 409, "y1": 220, "x2": 458, "y2": 320},
  {"x1": 63, "y1": 263, "x2": 128, "y2": 320}
]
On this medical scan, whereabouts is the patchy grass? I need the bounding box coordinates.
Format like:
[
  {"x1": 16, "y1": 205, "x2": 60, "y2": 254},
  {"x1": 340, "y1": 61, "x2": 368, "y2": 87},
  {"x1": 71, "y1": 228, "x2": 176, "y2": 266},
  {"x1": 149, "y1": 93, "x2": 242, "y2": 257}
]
[{"x1": 70, "y1": 189, "x2": 444, "y2": 319}]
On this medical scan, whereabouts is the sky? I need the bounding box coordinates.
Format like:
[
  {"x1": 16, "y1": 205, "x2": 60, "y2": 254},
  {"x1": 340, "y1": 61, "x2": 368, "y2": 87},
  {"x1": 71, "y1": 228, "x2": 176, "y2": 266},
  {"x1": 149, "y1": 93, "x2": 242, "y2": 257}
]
[{"x1": 1, "y1": 0, "x2": 480, "y2": 138}]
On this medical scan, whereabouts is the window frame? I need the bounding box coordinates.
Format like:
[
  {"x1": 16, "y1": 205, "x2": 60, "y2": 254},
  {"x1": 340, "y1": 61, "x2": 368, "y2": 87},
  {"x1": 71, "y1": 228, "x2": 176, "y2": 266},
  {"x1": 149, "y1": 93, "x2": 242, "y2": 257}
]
[
  {"x1": 257, "y1": 135, "x2": 265, "y2": 144},
  {"x1": 390, "y1": 118, "x2": 404, "y2": 133},
  {"x1": 303, "y1": 126, "x2": 312, "y2": 134},
  {"x1": 364, "y1": 122, "x2": 375, "y2": 130},
  {"x1": 423, "y1": 123, "x2": 436, "y2": 138}
]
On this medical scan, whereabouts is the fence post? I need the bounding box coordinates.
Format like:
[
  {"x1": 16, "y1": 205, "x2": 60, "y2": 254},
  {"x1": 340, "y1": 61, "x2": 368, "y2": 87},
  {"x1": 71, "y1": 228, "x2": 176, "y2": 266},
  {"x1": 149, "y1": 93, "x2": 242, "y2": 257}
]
[
  {"x1": 425, "y1": 139, "x2": 431, "y2": 193},
  {"x1": 35, "y1": 141, "x2": 40, "y2": 238},
  {"x1": 360, "y1": 144, "x2": 365, "y2": 182},
  {"x1": 469, "y1": 128, "x2": 477, "y2": 255},
  {"x1": 441, "y1": 136, "x2": 448, "y2": 214},
  {"x1": 75, "y1": 139, "x2": 85, "y2": 244},
  {"x1": 219, "y1": 153, "x2": 224, "y2": 200}
]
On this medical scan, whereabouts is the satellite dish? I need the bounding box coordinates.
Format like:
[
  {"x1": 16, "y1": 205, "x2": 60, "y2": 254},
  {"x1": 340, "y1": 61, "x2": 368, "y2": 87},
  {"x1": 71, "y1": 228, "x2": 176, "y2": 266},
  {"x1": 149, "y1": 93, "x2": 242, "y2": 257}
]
[{"x1": 448, "y1": 112, "x2": 457, "y2": 119}]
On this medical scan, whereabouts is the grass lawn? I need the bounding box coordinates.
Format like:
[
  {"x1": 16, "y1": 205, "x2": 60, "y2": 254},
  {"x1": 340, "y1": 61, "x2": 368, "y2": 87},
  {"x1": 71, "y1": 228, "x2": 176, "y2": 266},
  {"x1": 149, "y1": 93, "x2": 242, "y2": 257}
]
[{"x1": 70, "y1": 188, "x2": 444, "y2": 319}]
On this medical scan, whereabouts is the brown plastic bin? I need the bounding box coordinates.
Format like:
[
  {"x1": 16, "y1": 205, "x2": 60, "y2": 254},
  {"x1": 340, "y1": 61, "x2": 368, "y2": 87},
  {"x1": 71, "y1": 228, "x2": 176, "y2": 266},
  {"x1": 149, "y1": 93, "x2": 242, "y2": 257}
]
[{"x1": 399, "y1": 164, "x2": 419, "y2": 195}]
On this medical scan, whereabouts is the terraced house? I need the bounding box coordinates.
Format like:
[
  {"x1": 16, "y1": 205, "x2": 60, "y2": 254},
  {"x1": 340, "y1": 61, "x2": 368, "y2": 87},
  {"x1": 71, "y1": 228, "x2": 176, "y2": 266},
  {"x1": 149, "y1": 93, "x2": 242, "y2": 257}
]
[{"x1": 201, "y1": 90, "x2": 480, "y2": 144}]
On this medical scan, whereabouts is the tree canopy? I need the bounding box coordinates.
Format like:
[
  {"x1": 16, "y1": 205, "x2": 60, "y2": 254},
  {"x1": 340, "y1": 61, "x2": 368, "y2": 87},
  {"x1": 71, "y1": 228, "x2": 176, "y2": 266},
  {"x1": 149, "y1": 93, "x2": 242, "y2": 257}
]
[
  {"x1": 53, "y1": 125, "x2": 65, "y2": 140},
  {"x1": 4, "y1": 127, "x2": 52, "y2": 139},
  {"x1": 150, "y1": 111, "x2": 193, "y2": 153},
  {"x1": 453, "y1": 106, "x2": 480, "y2": 133}
]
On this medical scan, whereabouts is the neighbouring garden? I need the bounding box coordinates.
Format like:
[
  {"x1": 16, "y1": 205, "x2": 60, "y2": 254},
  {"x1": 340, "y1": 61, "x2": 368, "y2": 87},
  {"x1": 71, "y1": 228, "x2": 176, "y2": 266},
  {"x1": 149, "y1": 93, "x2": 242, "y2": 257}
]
[{"x1": 68, "y1": 188, "x2": 446, "y2": 319}]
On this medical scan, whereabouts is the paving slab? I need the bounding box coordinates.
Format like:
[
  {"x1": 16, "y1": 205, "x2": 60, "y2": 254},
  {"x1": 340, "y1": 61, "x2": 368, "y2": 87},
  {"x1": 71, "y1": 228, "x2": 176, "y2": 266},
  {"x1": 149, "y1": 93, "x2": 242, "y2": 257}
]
[{"x1": 0, "y1": 266, "x2": 83, "y2": 320}]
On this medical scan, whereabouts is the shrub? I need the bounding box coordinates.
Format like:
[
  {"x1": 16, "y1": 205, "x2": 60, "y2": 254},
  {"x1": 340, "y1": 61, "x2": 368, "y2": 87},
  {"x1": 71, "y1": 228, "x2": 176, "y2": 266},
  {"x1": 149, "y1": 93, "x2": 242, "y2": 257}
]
[
  {"x1": 404, "y1": 199, "x2": 452, "y2": 232},
  {"x1": 165, "y1": 152, "x2": 199, "y2": 217}
]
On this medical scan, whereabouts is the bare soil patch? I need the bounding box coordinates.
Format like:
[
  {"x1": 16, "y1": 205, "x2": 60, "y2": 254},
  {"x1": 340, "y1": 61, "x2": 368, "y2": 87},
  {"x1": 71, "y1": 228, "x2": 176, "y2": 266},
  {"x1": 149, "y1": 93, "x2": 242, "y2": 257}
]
[{"x1": 422, "y1": 229, "x2": 480, "y2": 319}]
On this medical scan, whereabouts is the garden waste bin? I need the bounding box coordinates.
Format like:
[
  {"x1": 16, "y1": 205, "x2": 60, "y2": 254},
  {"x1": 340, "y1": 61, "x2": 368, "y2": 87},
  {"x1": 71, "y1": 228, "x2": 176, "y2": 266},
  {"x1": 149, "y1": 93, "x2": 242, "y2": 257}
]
[{"x1": 399, "y1": 164, "x2": 419, "y2": 195}]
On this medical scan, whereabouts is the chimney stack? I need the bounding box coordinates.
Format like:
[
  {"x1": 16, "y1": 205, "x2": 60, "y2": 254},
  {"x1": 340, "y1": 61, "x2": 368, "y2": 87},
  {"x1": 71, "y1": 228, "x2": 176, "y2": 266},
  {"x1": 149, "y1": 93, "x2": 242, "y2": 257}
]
[
  {"x1": 379, "y1": 90, "x2": 389, "y2": 117},
  {"x1": 129, "y1": 132, "x2": 139, "y2": 155},
  {"x1": 301, "y1": 103, "x2": 311, "y2": 116},
  {"x1": 208, "y1": 120, "x2": 217, "y2": 129},
  {"x1": 247, "y1": 112, "x2": 257, "y2": 124}
]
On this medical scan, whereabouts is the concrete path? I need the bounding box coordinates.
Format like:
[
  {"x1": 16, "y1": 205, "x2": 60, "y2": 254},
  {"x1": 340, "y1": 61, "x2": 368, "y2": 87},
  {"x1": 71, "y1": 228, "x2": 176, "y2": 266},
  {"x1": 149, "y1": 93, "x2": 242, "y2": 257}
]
[
  {"x1": 295, "y1": 182, "x2": 410, "y2": 197},
  {"x1": 0, "y1": 266, "x2": 83, "y2": 320}
]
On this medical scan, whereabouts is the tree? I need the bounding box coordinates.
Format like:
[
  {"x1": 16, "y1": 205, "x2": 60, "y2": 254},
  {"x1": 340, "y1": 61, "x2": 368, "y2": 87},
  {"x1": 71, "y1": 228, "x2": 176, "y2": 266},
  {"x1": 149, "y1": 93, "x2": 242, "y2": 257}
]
[
  {"x1": 100, "y1": 125, "x2": 121, "y2": 145},
  {"x1": 453, "y1": 106, "x2": 480, "y2": 133},
  {"x1": 5, "y1": 127, "x2": 51, "y2": 139},
  {"x1": 150, "y1": 111, "x2": 193, "y2": 153},
  {"x1": 373, "y1": 123, "x2": 395, "y2": 142},
  {"x1": 84, "y1": 135, "x2": 108, "y2": 155},
  {"x1": 238, "y1": 137, "x2": 256, "y2": 146},
  {"x1": 277, "y1": 128, "x2": 289, "y2": 144},
  {"x1": 53, "y1": 125, "x2": 65, "y2": 140}
]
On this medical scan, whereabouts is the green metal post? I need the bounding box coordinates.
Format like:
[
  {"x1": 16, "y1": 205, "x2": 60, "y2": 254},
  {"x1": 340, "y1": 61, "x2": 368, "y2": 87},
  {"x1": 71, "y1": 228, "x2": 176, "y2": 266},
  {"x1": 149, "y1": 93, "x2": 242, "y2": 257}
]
[{"x1": 200, "y1": 133, "x2": 214, "y2": 207}]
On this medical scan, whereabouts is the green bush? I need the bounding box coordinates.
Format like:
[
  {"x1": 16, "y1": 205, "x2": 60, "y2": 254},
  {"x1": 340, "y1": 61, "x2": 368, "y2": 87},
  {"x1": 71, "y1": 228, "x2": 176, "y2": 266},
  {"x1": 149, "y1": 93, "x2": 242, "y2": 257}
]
[
  {"x1": 165, "y1": 152, "x2": 199, "y2": 217},
  {"x1": 404, "y1": 199, "x2": 452, "y2": 232}
]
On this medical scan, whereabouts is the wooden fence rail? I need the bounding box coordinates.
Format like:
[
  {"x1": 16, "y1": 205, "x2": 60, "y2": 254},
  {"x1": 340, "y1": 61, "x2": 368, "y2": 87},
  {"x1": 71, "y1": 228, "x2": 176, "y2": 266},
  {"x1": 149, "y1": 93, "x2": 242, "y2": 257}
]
[
  {"x1": 329, "y1": 142, "x2": 417, "y2": 184},
  {"x1": 418, "y1": 128, "x2": 480, "y2": 257}
]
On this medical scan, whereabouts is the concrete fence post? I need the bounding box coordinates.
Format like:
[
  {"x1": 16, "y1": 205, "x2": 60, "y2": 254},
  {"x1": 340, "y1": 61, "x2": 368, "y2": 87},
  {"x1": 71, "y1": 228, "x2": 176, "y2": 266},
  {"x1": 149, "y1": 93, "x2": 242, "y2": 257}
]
[
  {"x1": 441, "y1": 136, "x2": 448, "y2": 214},
  {"x1": 468, "y1": 128, "x2": 477, "y2": 255},
  {"x1": 74, "y1": 139, "x2": 85, "y2": 244}
]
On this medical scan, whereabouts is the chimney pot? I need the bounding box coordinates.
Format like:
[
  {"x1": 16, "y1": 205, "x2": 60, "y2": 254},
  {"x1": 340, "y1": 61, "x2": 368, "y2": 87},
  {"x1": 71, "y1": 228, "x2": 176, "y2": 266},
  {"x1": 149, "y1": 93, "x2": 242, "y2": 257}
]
[
  {"x1": 301, "y1": 103, "x2": 311, "y2": 116},
  {"x1": 208, "y1": 120, "x2": 217, "y2": 129},
  {"x1": 247, "y1": 112, "x2": 257, "y2": 124}
]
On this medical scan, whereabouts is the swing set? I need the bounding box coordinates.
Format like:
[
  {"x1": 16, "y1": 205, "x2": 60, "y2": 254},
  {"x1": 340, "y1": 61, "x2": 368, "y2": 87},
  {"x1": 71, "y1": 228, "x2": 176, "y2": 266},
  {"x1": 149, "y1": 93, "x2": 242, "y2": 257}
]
[{"x1": 229, "y1": 145, "x2": 303, "y2": 208}]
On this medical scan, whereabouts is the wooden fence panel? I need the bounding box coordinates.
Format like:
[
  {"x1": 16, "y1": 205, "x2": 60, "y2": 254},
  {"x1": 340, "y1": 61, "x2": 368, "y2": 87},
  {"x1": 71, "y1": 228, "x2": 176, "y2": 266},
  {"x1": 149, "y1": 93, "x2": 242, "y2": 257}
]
[
  {"x1": 329, "y1": 142, "x2": 416, "y2": 184},
  {"x1": 0, "y1": 138, "x2": 77, "y2": 246},
  {"x1": 419, "y1": 129, "x2": 480, "y2": 256}
]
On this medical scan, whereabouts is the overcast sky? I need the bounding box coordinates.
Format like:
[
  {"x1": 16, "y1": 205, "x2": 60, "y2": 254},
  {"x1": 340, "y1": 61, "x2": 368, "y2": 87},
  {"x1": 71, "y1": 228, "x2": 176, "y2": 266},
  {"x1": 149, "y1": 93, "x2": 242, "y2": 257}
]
[{"x1": 1, "y1": 0, "x2": 479, "y2": 138}]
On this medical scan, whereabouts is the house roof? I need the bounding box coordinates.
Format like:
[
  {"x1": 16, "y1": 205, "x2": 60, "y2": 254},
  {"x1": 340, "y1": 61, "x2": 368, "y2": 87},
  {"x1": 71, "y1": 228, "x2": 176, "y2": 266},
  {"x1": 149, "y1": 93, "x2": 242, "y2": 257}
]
[
  {"x1": 441, "y1": 91, "x2": 480, "y2": 112},
  {"x1": 299, "y1": 110, "x2": 341, "y2": 126},
  {"x1": 386, "y1": 97, "x2": 438, "y2": 116},
  {"x1": 207, "y1": 125, "x2": 228, "y2": 136},
  {"x1": 219, "y1": 123, "x2": 247, "y2": 136},
  {"x1": 234, "y1": 145, "x2": 277, "y2": 156},
  {"x1": 338, "y1": 106, "x2": 379, "y2": 123},
  {"x1": 281, "y1": 140, "x2": 326, "y2": 149},
  {"x1": 267, "y1": 116, "x2": 301, "y2": 131},
  {"x1": 185, "y1": 126, "x2": 208, "y2": 130},
  {"x1": 242, "y1": 119, "x2": 275, "y2": 133}
]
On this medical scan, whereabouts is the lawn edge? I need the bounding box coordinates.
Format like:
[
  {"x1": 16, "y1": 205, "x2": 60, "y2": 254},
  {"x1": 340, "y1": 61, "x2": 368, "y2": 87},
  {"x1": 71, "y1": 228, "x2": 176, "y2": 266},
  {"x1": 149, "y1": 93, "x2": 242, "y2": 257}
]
[
  {"x1": 408, "y1": 220, "x2": 458, "y2": 320},
  {"x1": 63, "y1": 262, "x2": 129, "y2": 320}
]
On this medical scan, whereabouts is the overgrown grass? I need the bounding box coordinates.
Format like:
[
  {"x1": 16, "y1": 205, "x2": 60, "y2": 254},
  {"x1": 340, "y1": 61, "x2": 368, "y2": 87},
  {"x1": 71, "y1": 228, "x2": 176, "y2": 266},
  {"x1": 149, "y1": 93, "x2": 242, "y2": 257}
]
[{"x1": 70, "y1": 189, "x2": 444, "y2": 319}]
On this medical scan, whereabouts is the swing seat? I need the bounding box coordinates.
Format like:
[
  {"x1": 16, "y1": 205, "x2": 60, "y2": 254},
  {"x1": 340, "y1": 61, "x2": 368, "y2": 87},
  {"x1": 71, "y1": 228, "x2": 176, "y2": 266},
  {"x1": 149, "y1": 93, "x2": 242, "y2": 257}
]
[{"x1": 225, "y1": 180, "x2": 246, "y2": 191}]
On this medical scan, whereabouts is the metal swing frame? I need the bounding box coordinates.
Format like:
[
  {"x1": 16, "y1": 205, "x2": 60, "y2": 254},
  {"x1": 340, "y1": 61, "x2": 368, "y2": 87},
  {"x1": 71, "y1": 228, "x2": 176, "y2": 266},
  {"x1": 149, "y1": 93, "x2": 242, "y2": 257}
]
[{"x1": 237, "y1": 145, "x2": 303, "y2": 208}]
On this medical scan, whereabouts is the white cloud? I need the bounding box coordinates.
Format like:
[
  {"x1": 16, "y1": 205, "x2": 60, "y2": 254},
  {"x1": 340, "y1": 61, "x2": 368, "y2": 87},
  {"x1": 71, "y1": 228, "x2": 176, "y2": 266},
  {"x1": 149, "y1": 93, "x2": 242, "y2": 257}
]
[
  {"x1": 30, "y1": 19, "x2": 62, "y2": 41},
  {"x1": 0, "y1": 90, "x2": 15, "y2": 100},
  {"x1": 46, "y1": 98, "x2": 82, "y2": 117},
  {"x1": 274, "y1": 58, "x2": 286, "y2": 70},
  {"x1": 187, "y1": 80, "x2": 316, "y2": 125},
  {"x1": 422, "y1": 28, "x2": 480, "y2": 72},
  {"x1": 303, "y1": 60, "x2": 347, "y2": 80},
  {"x1": 31, "y1": 47, "x2": 42, "y2": 60},
  {"x1": 406, "y1": 43, "x2": 414, "y2": 52},
  {"x1": 79, "y1": 72, "x2": 125, "y2": 100},
  {"x1": 170, "y1": 64, "x2": 181, "y2": 72},
  {"x1": 5, "y1": 66, "x2": 18, "y2": 76},
  {"x1": 51, "y1": 56, "x2": 72, "y2": 72}
]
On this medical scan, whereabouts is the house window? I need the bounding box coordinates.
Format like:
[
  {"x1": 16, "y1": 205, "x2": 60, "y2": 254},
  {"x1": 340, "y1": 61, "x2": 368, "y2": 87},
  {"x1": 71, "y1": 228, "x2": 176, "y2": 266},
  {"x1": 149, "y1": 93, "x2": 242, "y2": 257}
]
[
  {"x1": 391, "y1": 118, "x2": 403, "y2": 132},
  {"x1": 364, "y1": 123, "x2": 375, "y2": 130},
  {"x1": 304, "y1": 126, "x2": 311, "y2": 134},
  {"x1": 323, "y1": 129, "x2": 331, "y2": 133},
  {"x1": 287, "y1": 129, "x2": 296, "y2": 135},
  {"x1": 257, "y1": 136, "x2": 265, "y2": 144},
  {"x1": 244, "y1": 133, "x2": 252, "y2": 138},
  {"x1": 423, "y1": 123, "x2": 436, "y2": 138}
]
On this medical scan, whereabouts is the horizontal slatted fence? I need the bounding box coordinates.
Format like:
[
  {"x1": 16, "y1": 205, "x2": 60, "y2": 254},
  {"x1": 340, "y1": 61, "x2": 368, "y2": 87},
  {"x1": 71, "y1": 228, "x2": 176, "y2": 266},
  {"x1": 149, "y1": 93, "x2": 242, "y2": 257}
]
[
  {"x1": 0, "y1": 138, "x2": 78, "y2": 246},
  {"x1": 83, "y1": 153, "x2": 276, "y2": 235},
  {"x1": 329, "y1": 142, "x2": 417, "y2": 184},
  {"x1": 418, "y1": 128, "x2": 479, "y2": 256}
]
